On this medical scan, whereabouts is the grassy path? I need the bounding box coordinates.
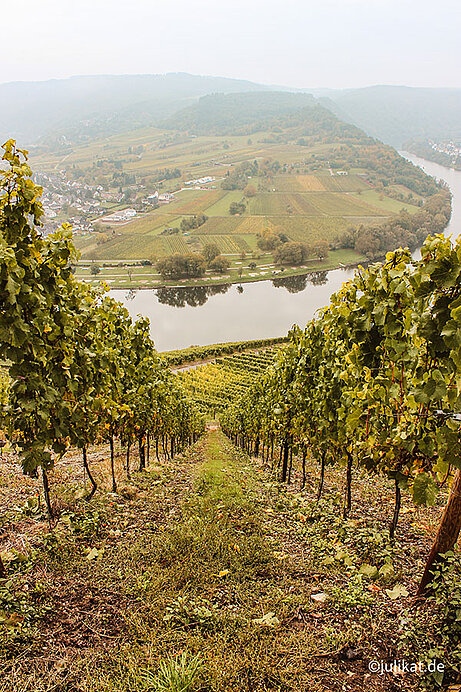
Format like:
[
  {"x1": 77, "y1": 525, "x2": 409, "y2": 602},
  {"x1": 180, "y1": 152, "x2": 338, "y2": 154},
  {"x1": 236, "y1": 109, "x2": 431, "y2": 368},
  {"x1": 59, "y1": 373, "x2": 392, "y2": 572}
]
[{"x1": 1, "y1": 429, "x2": 426, "y2": 692}]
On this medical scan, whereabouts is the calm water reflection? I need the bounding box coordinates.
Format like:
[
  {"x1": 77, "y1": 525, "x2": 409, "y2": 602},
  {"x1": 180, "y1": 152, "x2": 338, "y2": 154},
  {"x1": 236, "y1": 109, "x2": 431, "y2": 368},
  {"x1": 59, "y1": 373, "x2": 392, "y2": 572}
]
[
  {"x1": 114, "y1": 266, "x2": 360, "y2": 350},
  {"x1": 112, "y1": 154, "x2": 461, "y2": 351}
]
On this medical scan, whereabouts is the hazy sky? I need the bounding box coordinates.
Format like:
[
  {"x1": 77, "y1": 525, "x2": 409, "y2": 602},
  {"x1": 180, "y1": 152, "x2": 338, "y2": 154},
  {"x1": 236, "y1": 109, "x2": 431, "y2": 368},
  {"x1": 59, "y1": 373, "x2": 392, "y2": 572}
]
[{"x1": 2, "y1": 0, "x2": 460, "y2": 88}]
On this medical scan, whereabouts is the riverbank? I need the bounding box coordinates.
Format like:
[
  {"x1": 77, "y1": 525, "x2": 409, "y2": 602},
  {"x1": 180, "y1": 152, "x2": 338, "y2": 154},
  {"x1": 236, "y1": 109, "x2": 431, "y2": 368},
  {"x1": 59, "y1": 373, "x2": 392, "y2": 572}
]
[{"x1": 74, "y1": 248, "x2": 365, "y2": 290}]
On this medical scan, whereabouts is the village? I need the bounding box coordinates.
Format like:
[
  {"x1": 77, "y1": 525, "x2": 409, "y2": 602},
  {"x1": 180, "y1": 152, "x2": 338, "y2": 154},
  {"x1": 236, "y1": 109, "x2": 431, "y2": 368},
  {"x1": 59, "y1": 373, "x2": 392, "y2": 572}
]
[
  {"x1": 428, "y1": 139, "x2": 461, "y2": 165},
  {"x1": 34, "y1": 168, "x2": 220, "y2": 234}
]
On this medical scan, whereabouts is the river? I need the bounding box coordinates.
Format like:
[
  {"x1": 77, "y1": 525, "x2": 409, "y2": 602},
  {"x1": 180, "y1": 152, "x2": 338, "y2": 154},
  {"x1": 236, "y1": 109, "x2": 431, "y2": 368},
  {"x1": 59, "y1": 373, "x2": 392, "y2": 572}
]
[{"x1": 111, "y1": 154, "x2": 461, "y2": 351}]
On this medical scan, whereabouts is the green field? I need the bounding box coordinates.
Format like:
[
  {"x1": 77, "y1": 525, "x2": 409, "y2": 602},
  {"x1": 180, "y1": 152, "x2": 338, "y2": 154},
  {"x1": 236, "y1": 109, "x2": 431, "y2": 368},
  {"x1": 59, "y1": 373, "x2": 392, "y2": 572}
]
[
  {"x1": 357, "y1": 189, "x2": 422, "y2": 214},
  {"x1": 203, "y1": 190, "x2": 246, "y2": 216},
  {"x1": 168, "y1": 189, "x2": 225, "y2": 215}
]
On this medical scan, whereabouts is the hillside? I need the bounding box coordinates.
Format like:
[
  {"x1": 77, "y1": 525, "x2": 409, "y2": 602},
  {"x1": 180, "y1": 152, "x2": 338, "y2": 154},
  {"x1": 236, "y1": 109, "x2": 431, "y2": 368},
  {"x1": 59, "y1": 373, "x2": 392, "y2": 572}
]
[
  {"x1": 1, "y1": 148, "x2": 461, "y2": 691},
  {"x1": 0, "y1": 73, "x2": 270, "y2": 145},
  {"x1": 28, "y1": 95, "x2": 449, "y2": 288},
  {"x1": 0, "y1": 426, "x2": 449, "y2": 692},
  {"x1": 323, "y1": 85, "x2": 461, "y2": 148},
  {"x1": 159, "y1": 91, "x2": 317, "y2": 134}
]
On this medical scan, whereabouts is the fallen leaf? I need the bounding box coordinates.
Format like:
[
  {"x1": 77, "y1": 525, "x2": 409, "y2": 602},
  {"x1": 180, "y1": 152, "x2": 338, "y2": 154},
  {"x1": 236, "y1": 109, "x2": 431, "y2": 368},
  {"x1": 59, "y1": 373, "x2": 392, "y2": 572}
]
[
  {"x1": 379, "y1": 563, "x2": 395, "y2": 579},
  {"x1": 311, "y1": 592, "x2": 328, "y2": 603},
  {"x1": 368, "y1": 583, "x2": 382, "y2": 592},
  {"x1": 252, "y1": 612, "x2": 280, "y2": 626},
  {"x1": 358, "y1": 563, "x2": 379, "y2": 579},
  {"x1": 211, "y1": 569, "x2": 230, "y2": 578},
  {"x1": 86, "y1": 547, "x2": 104, "y2": 561},
  {"x1": 385, "y1": 584, "x2": 409, "y2": 600}
]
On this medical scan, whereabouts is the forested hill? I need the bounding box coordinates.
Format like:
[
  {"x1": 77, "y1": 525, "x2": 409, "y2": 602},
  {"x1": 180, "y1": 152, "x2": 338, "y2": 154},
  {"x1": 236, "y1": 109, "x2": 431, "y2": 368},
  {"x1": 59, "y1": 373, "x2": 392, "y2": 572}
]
[
  {"x1": 323, "y1": 85, "x2": 461, "y2": 148},
  {"x1": 159, "y1": 91, "x2": 317, "y2": 134},
  {"x1": 0, "y1": 73, "x2": 270, "y2": 145},
  {"x1": 158, "y1": 86, "x2": 461, "y2": 148}
]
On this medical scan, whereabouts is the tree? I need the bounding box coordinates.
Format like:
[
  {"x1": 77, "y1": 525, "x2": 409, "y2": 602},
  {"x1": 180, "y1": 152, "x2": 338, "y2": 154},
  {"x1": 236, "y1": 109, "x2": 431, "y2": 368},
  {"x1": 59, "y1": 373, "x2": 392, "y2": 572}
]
[
  {"x1": 203, "y1": 243, "x2": 220, "y2": 264},
  {"x1": 310, "y1": 241, "x2": 329, "y2": 260},
  {"x1": 90, "y1": 263, "x2": 101, "y2": 276},
  {"x1": 209, "y1": 256, "x2": 230, "y2": 273},
  {"x1": 229, "y1": 201, "x2": 246, "y2": 215},
  {"x1": 257, "y1": 230, "x2": 282, "y2": 252},
  {"x1": 156, "y1": 253, "x2": 206, "y2": 280},
  {"x1": 180, "y1": 214, "x2": 208, "y2": 233},
  {"x1": 273, "y1": 242, "x2": 309, "y2": 266}
]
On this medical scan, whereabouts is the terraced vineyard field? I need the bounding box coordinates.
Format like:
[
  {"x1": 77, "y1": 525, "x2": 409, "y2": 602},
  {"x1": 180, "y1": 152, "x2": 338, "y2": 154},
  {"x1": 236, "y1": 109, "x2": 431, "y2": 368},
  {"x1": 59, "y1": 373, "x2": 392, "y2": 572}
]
[
  {"x1": 233, "y1": 216, "x2": 272, "y2": 234},
  {"x1": 73, "y1": 233, "x2": 166, "y2": 260},
  {"x1": 274, "y1": 174, "x2": 327, "y2": 192},
  {"x1": 268, "y1": 216, "x2": 350, "y2": 243},
  {"x1": 307, "y1": 191, "x2": 384, "y2": 216},
  {"x1": 246, "y1": 193, "x2": 311, "y2": 216},
  {"x1": 197, "y1": 235, "x2": 248, "y2": 253},
  {"x1": 178, "y1": 349, "x2": 279, "y2": 414},
  {"x1": 190, "y1": 217, "x2": 242, "y2": 235},
  {"x1": 162, "y1": 234, "x2": 190, "y2": 254},
  {"x1": 316, "y1": 174, "x2": 372, "y2": 192}
]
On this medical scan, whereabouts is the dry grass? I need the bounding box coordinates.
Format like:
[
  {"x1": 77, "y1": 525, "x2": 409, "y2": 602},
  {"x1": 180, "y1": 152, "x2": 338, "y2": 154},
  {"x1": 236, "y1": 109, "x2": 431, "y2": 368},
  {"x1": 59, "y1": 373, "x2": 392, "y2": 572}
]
[{"x1": 0, "y1": 430, "x2": 450, "y2": 692}]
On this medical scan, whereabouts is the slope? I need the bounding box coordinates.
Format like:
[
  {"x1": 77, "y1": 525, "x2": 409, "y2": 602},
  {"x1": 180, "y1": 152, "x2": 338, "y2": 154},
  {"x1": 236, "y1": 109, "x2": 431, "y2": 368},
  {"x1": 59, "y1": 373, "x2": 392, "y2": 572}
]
[
  {"x1": 323, "y1": 85, "x2": 461, "y2": 148},
  {"x1": 0, "y1": 426, "x2": 445, "y2": 691},
  {"x1": 0, "y1": 72, "x2": 271, "y2": 145}
]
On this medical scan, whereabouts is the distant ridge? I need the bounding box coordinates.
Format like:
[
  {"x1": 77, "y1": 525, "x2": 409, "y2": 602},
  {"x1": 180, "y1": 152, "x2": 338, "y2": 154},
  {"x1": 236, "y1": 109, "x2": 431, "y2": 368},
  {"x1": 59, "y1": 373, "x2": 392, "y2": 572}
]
[
  {"x1": 325, "y1": 85, "x2": 461, "y2": 147},
  {"x1": 0, "y1": 72, "x2": 459, "y2": 148},
  {"x1": 0, "y1": 72, "x2": 271, "y2": 144}
]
